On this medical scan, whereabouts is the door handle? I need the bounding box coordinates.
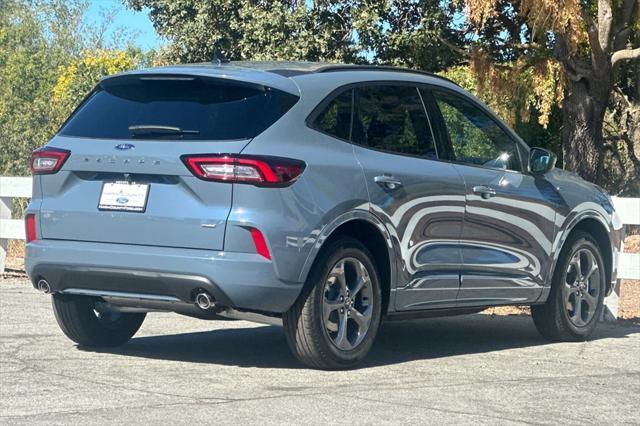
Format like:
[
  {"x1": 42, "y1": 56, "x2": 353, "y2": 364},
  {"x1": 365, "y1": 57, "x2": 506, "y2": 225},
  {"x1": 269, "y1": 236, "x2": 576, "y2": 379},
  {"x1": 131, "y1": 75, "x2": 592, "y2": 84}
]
[
  {"x1": 374, "y1": 175, "x2": 403, "y2": 190},
  {"x1": 472, "y1": 185, "x2": 496, "y2": 199}
]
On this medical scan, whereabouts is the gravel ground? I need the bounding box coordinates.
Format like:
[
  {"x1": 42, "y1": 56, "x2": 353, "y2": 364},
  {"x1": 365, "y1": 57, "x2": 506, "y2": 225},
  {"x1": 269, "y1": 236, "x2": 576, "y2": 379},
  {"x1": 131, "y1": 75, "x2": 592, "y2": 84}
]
[{"x1": 1, "y1": 278, "x2": 639, "y2": 425}]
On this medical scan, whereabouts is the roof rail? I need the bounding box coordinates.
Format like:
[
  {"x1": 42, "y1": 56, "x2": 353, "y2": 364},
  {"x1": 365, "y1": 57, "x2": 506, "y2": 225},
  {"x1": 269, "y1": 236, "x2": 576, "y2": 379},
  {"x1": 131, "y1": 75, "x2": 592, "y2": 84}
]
[{"x1": 314, "y1": 64, "x2": 460, "y2": 87}]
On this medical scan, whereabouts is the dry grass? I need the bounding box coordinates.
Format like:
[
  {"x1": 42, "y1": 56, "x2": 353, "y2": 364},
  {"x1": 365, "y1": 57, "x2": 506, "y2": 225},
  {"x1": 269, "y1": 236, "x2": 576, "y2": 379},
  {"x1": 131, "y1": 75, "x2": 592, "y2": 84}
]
[
  {"x1": 619, "y1": 280, "x2": 640, "y2": 321},
  {"x1": 625, "y1": 234, "x2": 640, "y2": 253},
  {"x1": 483, "y1": 231, "x2": 639, "y2": 322},
  {"x1": 483, "y1": 305, "x2": 531, "y2": 316},
  {"x1": 7, "y1": 239, "x2": 24, "y2": 258},
  {"x1": 484, "y1": 280, "x2": 639, "y2": 322},
  {"x1": 619, "y1": 235, "x2": 639, "y2": 323}
]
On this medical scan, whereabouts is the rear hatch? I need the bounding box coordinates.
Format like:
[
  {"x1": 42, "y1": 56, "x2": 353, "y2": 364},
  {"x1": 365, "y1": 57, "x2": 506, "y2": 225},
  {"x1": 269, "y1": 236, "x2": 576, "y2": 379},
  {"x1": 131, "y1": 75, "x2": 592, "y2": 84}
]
[{"x1": 38, "y1": 72, "x2": 298, "y2": 250}]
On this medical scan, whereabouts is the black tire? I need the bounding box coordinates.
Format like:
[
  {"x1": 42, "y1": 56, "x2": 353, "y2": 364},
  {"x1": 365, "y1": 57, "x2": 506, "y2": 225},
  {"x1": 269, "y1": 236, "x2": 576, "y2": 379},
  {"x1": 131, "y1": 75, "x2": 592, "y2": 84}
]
[
  {"x1": 283, "y1": 237, "x2": 382, "y2": 369},
  {"x1": 52, "y1": 294, "x2": 145, "y2": 347},
  {"x1": 531, "y1": 231, "x2": 606, "y2": 341}
]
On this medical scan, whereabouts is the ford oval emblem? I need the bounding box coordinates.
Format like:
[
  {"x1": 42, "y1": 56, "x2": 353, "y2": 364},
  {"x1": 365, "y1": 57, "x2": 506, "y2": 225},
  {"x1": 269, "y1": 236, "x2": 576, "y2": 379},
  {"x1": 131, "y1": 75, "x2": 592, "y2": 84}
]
[
  {"x1": 115, "y1": 143, "x2": 135, "y2": 151},
  {"x1": 116, "y1": 197, "x2": 129, "y2": 204}
]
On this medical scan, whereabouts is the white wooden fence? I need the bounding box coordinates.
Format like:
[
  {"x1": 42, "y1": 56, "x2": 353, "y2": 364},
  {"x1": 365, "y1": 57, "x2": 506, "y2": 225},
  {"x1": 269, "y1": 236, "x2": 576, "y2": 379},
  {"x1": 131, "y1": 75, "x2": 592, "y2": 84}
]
[{"x1": 1, "y1": 176, "x2": 639, "y2": 278}]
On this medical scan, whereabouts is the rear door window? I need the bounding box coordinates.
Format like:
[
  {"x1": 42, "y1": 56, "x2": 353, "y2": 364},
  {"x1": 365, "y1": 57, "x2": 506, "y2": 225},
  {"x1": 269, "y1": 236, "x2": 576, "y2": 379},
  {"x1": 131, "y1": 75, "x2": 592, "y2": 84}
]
[
  {"x1": 352, "y1": 85, "x2": 438, "y2": 159},
  {"x1": 59, "y1": 76, "x2": 298, "y2": 140},
  {"x1": 312, "y1": 89, "x2": 353, "y2": 141}
]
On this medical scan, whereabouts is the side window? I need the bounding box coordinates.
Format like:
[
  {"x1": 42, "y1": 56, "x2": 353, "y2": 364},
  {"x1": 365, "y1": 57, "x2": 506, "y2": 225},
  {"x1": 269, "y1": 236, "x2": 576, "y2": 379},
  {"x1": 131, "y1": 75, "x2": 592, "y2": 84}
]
[
  {"x1": 433, "y1": 91, "x2": 521, "y2": 171},
  {"x1": 353, "y1": 85, "x2": 437, "y2": 159},
  {"x1": 312, "y1": 89, "x2": 353, "y2": 141}
]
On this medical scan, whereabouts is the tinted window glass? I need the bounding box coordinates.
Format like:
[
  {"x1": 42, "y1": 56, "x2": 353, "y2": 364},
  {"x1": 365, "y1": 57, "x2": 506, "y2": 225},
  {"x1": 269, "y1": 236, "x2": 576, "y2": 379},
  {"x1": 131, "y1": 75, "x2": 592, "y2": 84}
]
[
  {"x1": 60, "y1": 76, "x2": 298, "y2": 140},
  {"x1": 313, "y1": 89, "x2": 352, "y2": 140},
  {"x1": 433, "y1": 91, "x2": 521, "y2": 171},
  {"x1": 353, "y1": 85, "x2": 437, "y2": 159}
]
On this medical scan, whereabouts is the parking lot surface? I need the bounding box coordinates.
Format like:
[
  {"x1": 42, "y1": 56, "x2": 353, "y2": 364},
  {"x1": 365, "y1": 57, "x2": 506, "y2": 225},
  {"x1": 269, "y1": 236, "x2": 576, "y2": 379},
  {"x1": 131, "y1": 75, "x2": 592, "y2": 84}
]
[{"x1": 1, "y1": 279, "x2": 639, "y2": 425}]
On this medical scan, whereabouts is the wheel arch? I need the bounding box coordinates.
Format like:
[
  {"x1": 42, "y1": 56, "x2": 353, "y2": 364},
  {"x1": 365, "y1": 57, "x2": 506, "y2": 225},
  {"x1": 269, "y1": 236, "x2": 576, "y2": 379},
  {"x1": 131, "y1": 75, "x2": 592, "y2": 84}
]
[
  {"x1": 550, "y1": 212, "x2": 613, "y2": 295},
  {"x1": 298, "y1": 211, "x2": 396, "y2": 315}
]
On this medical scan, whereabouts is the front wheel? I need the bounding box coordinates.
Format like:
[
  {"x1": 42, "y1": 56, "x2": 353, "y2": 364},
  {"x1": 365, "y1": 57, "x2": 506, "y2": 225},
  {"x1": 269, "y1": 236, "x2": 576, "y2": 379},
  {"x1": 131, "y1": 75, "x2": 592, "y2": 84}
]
[
  {"x1": 283, "y1": 237, "x2": 382, "y2": 369},
  {"x1": 52, "y1": 294, "x2": 145, "y2": 347},
  {"x1": 531, "y1": 231, "x2": 606, "y2": 341}
]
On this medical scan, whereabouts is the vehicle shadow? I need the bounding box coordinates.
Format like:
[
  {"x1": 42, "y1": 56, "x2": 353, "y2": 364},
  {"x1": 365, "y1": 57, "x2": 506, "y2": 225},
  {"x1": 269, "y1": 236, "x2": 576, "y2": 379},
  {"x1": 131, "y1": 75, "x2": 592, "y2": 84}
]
[{"x1": 81, "y1": 314, "x2": 640, "y2": 370}]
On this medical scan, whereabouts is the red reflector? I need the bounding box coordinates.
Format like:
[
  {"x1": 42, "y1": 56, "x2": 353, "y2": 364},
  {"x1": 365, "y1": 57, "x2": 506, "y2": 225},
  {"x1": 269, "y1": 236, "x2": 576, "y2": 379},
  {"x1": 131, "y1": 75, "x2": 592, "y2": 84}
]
[
  {"x1": 181, "y1": 154, "x2": 305, "y2": 187},
  {"x1": 31, "y1": 147, "x2": 70, "y2": 175},
  {"x1": 25, "y1": 214, "x2": 37, "y2": 243},
  {"x1": 249, "y1": 227, "x2": 271, "y2": 260}
]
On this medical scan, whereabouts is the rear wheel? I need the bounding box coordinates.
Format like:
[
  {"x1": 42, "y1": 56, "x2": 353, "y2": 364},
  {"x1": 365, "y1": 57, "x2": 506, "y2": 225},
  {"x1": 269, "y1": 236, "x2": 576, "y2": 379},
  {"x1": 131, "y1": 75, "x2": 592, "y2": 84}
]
[
  {"x1": 531, "y1": 231, "x2": 605, "y2": 341},
  {"x1": 283, "y1": 237, "x2": 382, "y2": 369},
  {"x1": 52, "y1": 294, "x2": 145, "y2": 347}
]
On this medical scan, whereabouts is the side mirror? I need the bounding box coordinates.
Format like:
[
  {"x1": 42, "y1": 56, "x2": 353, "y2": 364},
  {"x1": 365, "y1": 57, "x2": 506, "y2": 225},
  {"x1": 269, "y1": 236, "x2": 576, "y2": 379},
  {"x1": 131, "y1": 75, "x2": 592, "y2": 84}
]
[{"x1": 529, "y1": 147, "x2": 557, "y2": 175}]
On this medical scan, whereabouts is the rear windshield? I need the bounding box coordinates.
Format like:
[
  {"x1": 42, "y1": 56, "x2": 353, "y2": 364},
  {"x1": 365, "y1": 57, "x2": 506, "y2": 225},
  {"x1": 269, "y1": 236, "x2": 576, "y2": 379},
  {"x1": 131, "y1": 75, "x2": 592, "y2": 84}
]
[{"x1": 59, "y1": 76, "x2": 299, "y2": 140}]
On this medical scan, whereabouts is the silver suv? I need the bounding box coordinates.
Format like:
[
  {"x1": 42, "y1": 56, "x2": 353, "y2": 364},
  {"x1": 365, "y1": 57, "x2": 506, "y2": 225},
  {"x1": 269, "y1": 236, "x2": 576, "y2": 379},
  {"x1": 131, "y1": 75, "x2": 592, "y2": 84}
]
[{"x1": 25, "y1": 61, "x2": 623, "y2": 369}]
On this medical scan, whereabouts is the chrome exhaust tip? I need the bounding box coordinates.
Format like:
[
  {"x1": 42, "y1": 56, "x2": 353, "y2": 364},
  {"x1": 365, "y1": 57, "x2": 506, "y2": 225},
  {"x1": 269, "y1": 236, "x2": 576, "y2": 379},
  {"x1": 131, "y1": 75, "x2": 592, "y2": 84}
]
[
  {"x1": 37, "y1": 279, "x2": 51, "y2": 294},
  {"x1": 195, "y1": 292, "x2": 214, "y2": 310}
]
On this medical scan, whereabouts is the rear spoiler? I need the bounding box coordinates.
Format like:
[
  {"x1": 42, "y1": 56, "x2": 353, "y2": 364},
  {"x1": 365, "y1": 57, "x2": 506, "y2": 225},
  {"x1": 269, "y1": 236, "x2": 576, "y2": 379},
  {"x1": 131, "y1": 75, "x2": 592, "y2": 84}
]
[{"x1": 101, "y1": 65, "x2": 301, "y2": 95}]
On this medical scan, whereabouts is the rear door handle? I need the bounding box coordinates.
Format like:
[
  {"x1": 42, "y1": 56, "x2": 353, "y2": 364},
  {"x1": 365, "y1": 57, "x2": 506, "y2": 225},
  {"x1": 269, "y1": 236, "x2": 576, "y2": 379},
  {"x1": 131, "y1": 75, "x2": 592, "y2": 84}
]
[
  {"x1": 472, "y1": 185, "x2": 496, "y2": 199},
  {"x1": 374, "y1": 175, "x2": 403, "y2": 190}
]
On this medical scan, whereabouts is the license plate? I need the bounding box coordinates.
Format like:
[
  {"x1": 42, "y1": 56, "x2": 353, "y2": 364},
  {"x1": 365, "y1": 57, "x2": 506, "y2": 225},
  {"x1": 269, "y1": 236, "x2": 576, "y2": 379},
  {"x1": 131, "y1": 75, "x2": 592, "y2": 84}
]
[{"x1": 98, "y1": 181, "x2": 150, "y2": 213}]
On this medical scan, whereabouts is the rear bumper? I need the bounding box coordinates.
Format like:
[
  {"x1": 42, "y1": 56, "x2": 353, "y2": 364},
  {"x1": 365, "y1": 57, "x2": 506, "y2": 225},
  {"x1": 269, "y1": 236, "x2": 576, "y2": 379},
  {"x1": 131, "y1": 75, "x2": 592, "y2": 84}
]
[{"x1": 25, "y1": 240, "x2": 302, "y2": 313}]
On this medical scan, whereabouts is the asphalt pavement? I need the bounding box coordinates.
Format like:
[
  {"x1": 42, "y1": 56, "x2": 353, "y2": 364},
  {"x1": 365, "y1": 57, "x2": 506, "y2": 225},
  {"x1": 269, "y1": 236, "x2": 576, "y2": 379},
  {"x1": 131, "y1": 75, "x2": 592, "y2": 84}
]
[{"x1": 1, "y1": 279, "x2": 639, "y2": 425}]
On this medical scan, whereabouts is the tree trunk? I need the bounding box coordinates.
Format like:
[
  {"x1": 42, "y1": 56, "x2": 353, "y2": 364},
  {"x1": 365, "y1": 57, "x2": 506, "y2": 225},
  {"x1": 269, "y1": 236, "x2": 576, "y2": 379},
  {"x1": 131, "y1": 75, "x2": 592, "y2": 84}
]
[
  {"x1": 619, "y1": 101, "x2": 640, "y2": 196},
  {"x1": 561, "y1": 75, "x2": 612, "y2": 186}
]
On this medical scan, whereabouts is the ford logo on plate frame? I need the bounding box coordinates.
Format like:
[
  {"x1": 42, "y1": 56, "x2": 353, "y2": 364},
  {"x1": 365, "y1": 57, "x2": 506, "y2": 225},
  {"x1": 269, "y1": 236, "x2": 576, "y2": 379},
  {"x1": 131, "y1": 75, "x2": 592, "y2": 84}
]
[{"x1": 115, "y1": 143, "x2": 135, "y2": 151}]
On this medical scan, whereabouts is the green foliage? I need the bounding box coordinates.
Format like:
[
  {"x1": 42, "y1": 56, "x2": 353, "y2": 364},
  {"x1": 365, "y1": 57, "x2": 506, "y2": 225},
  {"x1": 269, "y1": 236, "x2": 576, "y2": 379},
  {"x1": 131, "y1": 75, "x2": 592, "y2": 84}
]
[
  {"x1": 0, "y1": 0, "x2": 65, "y2": 175},
  {"x1": 125, "y1": 0, "x2": 463, "y2": 69},
  {"x1": 438, "y1": 101, "x2": 497, "y2": 163},
  {"x1": 1, "y1": 0, "x2": 634, "y2": 196},
  {"x1": 440, "y1": 65, "x2": 562, "y2": 157},
  {"x1": 126, "y1": 0, "x2": 353, "y2": 63},
  {"x1": 457, "y1": 0, "x2": 639, "y2": 194},
  {"x1": 52, "y1": 49, "x2": 138, "y2": 117},
  {"x1": 0, "y1": 0, "x2": 146, "y2": 176}
]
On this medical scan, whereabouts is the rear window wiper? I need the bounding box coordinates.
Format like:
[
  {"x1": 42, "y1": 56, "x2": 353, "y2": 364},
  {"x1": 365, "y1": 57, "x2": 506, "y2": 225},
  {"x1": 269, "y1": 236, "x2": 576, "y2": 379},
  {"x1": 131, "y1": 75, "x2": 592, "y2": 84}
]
[{"x1": 128, "y1": 125, "x2": 200, "y2": 137}]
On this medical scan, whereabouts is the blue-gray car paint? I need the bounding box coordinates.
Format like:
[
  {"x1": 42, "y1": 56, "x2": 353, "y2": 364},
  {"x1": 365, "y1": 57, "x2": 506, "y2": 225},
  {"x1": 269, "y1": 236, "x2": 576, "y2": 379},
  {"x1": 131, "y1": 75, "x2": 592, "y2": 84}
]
[{"x1": 24, "y1": 63, "x2": 623, "y2": 316}]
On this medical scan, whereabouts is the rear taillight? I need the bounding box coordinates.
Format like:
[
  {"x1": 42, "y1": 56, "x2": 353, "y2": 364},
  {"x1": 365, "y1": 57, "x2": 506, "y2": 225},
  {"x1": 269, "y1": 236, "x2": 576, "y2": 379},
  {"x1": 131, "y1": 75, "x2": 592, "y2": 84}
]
[
  {"x1": 31, "y1": 147, "x2": 70, "y2": 175},
  {"x1": 25, "y1": 214, "x2": 37, "y2": 243},
  {"x1": 181, "y1": 154, "x2": 305, "y2": 187}
]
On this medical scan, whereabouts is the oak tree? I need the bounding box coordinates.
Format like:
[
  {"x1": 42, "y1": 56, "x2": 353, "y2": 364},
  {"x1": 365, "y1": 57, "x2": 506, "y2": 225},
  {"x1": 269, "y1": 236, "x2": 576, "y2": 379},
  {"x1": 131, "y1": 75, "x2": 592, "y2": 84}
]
[
  {"x1": 459, "y1": 0, "x2": 639, "y2": 191},
  {"x1": 125, "y1": 0, "x2": 463, "y2": 70}
]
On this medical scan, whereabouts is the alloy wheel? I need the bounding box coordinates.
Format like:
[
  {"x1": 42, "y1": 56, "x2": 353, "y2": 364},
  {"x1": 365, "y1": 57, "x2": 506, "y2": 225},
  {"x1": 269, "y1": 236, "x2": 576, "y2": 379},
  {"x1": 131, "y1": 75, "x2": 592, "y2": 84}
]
[
  {"x1": 563, "y1": 248, "x2": 600, "y2": 327},
  {"x1": 322, "y1": 257, "x2": 374, "y2": 350}
]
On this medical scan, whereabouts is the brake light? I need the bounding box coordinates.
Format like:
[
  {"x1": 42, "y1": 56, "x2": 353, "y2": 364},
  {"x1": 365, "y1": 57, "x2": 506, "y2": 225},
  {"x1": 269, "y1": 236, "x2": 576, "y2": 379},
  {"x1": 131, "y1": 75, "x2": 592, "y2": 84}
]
[
  {"x1": 31, "y1": 147, "x2": 70, "y2": 175},
  {"x1": 249, "y1": 227, "x2": 271, "y2": 260},
  {"x1": 181, "y1": 154, "x2": 305, "y2": 186},
  {"x1": 25, "y1": 214, "x2": 37, "y2": 243}
]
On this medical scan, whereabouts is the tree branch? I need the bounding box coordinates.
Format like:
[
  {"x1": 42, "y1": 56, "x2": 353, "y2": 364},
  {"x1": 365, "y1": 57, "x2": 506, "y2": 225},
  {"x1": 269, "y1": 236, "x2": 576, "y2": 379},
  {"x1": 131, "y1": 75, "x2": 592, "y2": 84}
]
[
  {"x1": 554, "y1": 35, "x2": 593, "y2": 81},
  {"x1": 614, "y1": 27, "x2": 632, "y2": 51},
  {"x1": 582, "y1": 10, "x2": 607, "y2": 68},
  {"x1": 438, "y1": 36, "x2": 468, "y2": 56},
  {"x1": 611, "y1": 47, "x2": 640, "y2": 66},
  {"x1": 613, "y1": 86, "x2": 632, "y2": 108},
  {"x1": 615, "y1": 0, "x2": 637, "y2": 32},
  {"x1": 597, "y1": 0, "x2": 614, "y2": 53}
]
